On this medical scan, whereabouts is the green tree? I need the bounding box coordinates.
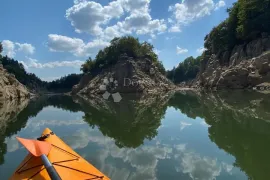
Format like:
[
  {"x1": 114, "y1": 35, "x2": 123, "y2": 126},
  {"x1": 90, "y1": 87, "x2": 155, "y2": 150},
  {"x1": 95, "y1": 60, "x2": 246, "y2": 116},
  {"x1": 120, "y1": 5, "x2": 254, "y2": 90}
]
[{"x1": 167, "y1": 56, "x2": 201, "y2": 83}]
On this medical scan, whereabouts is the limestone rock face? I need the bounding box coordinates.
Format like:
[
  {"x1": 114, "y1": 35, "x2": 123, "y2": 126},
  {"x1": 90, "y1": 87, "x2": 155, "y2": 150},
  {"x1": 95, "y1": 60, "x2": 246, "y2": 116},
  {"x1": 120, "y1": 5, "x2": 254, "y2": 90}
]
[
  {"x1": 196, "y1": 36, "x2": 270, "y2": 89},
  {"x1": 0, "y1": 64, "x2": 30, "y2": 100},
  {"x1": 74, "y1": 55, "x2": 175, "y2": 97}
]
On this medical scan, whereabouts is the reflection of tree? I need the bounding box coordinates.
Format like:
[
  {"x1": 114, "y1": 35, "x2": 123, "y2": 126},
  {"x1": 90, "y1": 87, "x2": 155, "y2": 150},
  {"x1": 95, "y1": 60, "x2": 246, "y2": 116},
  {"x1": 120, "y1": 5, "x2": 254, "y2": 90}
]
[
  {"x1": 169, "y1": 90, "x2": 270, "y2": 179},
  {"x1": 75, "y1": 93, "x2": 170, "y2": 148}
]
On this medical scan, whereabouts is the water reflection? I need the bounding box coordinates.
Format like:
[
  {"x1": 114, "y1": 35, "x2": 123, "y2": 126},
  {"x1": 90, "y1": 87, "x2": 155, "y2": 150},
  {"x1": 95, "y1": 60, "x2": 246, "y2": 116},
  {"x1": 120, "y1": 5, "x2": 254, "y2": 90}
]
[
  {"x1": 75, "y1": 93, "x2": 171, "y2": 148},
  {"x1": 0, "y1": 91, "x2": 270, "y2": 179},
  {"x1": 169, "y1": 90, "x2": 270, "y2": 179}
]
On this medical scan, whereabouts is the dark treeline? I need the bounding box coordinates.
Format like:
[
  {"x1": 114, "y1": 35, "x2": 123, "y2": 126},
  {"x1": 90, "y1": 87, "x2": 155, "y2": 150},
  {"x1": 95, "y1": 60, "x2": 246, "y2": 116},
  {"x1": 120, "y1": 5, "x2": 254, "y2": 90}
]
[
  {"x1": 166, "y1": 56, "x2": 201, "y2": 84},
  {"x1": 0, "y1": 54, "x2": 81, "y2": 93}
]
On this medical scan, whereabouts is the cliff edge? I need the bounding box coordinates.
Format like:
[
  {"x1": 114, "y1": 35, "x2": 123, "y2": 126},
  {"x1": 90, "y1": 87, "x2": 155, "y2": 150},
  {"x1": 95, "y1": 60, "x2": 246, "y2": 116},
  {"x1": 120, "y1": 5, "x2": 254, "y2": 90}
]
[{"x1": 0, "y1": 64, "x2": 30, "y2": 100}]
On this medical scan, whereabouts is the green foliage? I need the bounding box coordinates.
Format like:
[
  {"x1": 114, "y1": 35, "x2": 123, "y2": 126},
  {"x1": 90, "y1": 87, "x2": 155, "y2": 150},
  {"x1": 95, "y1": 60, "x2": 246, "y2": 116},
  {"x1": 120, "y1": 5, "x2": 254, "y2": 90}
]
[
  {"x1": 167, "y1": 56, "x2": 201, "y2": 83},
  {"x1": 204, "y1": 0, "x2": 270, "y2": 55},
  {"x1": 47, "y1": 74, "x2": 82, "y2": 93},
  {"x1": 0, "y1": 55, "x2": 82, "y2": 93},
  {"x1": 81, "y1": 36, "x2": 165, "y2": 75},
  {"x1": 0, "y1": 56, "x2": 46, "y2": 91}
]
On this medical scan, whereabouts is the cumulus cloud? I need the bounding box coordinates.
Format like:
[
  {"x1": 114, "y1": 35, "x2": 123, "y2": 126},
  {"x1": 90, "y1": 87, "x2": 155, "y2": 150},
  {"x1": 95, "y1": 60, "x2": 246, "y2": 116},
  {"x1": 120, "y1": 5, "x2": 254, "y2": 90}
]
[
  {"x1": 197, "y1": 47, "x2": 207, "y2": 54},
  {"x1": 1, "y1": 40, "x2": 16, "y2": 57},
  {"x1": 176, "y1": 46, "x2": 188, "y2": 54},
  {"x1": 66, "y1": 1, "x2": 123, "y2": 35},
  {"x1": 16, "y1": 43, "x2": 35, "y2": 54},
  {"x1": 1, "y1": 40, "x2": 35, "y2": 57},
  {"x1": 21, "y1": 57, "x2": 84, "y2": 69},
  {"x1": 66, "y1": 0, "x2": 167, "y2": 40},
  {"x1": 47, "y1": 34, "x2": 109, "y2": 57},
  {"x1": 215, "y1": 1, "x2": 226, "y2": 10},
  {"x1": 168, "y1": 0, "x2": 226, "y2": 32}
]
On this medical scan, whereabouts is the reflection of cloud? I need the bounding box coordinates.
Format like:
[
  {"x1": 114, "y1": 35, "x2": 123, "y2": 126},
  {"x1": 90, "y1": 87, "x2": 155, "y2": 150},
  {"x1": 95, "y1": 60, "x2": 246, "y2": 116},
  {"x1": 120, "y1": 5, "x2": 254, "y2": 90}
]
[
  {"x1": 5, "y1": 136, "x2": 19, "y2": 152},
  {"x1": 25, "y1": 119, "x2": 86, "y2": 132},
  {"x1": 200, "y1": 121, "x2": 211, "y2": 127},
  {"x1": 65, "y1": 128, "x2": 235, "y2": 180},
  {"x1": 222, "y1": 162, "x2": 233, "y2": 175},
  {"x1": 180, "y1": 121, "x2": 192, "y2": 131},
  {"x1": 181, "y1": 152, "x2": 221, "y2": 180}
]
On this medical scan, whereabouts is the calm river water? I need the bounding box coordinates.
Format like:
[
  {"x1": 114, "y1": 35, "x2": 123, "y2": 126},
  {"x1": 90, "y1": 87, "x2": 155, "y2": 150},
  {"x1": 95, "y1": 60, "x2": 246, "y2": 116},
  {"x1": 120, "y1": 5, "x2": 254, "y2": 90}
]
[{"x1": 0, "y1": 91, "x2": 270, "y2": 180}]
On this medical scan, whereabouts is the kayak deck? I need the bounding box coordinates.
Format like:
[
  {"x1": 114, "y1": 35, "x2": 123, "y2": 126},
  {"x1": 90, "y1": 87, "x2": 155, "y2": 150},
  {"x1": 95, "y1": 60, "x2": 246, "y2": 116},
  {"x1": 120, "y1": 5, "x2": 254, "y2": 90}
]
[{"x1": 10, "y1": 128, "x2": 110, "y2": 180}]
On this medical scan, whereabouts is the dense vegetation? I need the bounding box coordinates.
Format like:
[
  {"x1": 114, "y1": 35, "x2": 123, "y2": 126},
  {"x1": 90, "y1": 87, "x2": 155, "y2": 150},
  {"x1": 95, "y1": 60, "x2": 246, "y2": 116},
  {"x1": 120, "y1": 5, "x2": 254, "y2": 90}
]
[
  {"x1": 81, "y1": 36, "x2": 166, "y2": 76},
  {"x1": 0, "y1": 55, "x2": 47, "y2": 91},
  {"x1": 47, "y1": 74, "x2": 82, "y2": 93},
  {"x1": 167, "y1": 56, "x2": 201, "y2": 84},
  {"x1": 0, "y1": 50, "x2": 81, "y2": 93},
  {"x1": 204, "y1": 0, "x2": 270, "y2": 57}
]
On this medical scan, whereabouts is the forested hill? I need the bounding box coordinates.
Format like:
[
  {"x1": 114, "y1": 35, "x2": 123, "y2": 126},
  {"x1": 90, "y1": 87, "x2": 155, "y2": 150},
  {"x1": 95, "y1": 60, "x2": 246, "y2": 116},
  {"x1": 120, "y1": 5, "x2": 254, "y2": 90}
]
[{"x1": 0, "y1": 53, "x2": 81, "y2": 93}]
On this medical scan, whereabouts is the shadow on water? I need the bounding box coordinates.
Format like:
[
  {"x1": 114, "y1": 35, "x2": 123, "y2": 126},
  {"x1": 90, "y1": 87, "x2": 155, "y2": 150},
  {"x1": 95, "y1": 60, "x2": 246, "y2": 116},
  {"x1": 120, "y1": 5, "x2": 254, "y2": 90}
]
[
  {"x1": 169, "y1": 90, "x2": 270, "y2": 180},
  {"x1": 1, "y1": 91, "x2": 270, "y2": 179}
]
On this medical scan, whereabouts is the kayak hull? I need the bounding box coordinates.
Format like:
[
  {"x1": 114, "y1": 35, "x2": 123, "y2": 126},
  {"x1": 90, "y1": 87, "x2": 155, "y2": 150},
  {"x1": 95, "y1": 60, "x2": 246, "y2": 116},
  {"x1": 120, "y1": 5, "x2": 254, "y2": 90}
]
[{"x1": 10, "y1": 128, "x2": 110, "y2": 180}]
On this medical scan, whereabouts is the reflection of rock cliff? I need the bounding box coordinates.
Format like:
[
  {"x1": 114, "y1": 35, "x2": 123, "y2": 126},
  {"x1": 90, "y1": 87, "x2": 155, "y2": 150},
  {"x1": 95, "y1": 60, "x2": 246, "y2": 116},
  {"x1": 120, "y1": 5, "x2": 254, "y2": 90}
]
[
  {"x1": 169, "y1": 91, "x2": 270, "y2": 179},
  {"x1": 0, "y1": 65, "x2": 29, "y2": 100},
  {"x1": 74, "y1": 93, "x2": 172, "y2": 148},
  {"x1": 0, "y1": 98, "x2": 29, "y2": 165}
]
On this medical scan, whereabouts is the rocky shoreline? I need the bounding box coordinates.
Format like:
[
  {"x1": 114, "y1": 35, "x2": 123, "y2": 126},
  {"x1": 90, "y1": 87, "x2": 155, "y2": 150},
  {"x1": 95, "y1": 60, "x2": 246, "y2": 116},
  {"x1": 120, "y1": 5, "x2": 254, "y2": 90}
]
[{"x1": 194, "y1": 36, "x2": 270, "y2": 91}]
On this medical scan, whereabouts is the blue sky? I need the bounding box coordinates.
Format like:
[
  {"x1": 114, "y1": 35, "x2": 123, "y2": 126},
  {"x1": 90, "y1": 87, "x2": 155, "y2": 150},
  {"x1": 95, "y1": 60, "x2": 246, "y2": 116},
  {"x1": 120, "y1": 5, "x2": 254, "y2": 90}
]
[{"x1": 0, "y1": 0, "x2": 236, "y2": 81}]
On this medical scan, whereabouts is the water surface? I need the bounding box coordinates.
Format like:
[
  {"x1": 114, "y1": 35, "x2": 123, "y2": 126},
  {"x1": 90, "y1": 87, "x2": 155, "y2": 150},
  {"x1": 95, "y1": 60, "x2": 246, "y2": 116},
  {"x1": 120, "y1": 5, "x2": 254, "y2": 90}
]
[{"x1": 0, "y1": 91, "x2": 270, "y2": 180}]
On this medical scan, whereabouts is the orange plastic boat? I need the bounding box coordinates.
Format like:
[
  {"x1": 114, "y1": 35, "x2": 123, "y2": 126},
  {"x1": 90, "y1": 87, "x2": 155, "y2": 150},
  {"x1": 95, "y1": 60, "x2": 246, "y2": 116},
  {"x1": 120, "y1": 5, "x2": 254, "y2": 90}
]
[{"x1": 10, "y1": 128, "x2": 110, "y2": 180}]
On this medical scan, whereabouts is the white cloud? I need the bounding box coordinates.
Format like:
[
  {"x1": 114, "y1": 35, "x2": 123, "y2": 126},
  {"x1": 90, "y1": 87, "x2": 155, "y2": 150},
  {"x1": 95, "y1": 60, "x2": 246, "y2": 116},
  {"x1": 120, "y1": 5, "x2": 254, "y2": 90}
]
[
  {"x1": 47, "y1": 34, "x2": 109, "y2": 57},
  {"x1": 169, "y1": 26, "x2": 181, "y2": 32},
  {"x1": 16, "y1": 43, "x2": 35, "y2": 54},
  {"x1": 215, "y1": 1, "x2": 226, "y2": 10},
  {"x1": 176, "y1": 46, "x2": 188, "y2": 54},
  {"x1": 168, "y1": 0, "x2": 226, "y2": 32},
  {"x1": 66, "y1": 0, "x2": 166, "y2": 40},
  {"x1": 21, "y1": 57, "x2": 84, "y2": 69},
  {"x1": 1, "y1": 40, "x2": 35, "y2": 58},
  {"x1": 197, "y1": 47, "x2": 207, "y2": 54},
  {"x1": 66, "y1": 1, "x2": 123, "y2": 35},
  {"x1": 1, "y1": 40, "x2": 16, "y2": 57}
]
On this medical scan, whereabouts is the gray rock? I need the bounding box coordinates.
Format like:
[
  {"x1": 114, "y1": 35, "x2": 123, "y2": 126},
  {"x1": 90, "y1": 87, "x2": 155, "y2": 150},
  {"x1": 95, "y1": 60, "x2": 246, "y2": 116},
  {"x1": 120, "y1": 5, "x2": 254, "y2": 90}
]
[{"x1": 0, "y1": 66, "x2": 30, "y2": 100}]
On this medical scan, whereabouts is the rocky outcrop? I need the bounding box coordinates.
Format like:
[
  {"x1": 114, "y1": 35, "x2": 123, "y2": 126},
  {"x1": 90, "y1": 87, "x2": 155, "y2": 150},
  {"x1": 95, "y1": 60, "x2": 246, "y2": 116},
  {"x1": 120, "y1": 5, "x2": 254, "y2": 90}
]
[
  {"x1": 196, "y1": 36, "x2": 270, "y2": 89},
  {"x1": 0, "y1": 64, "x2": 30, "y2": 100},
  {"x1": 73, "y1": 55, "x2": 175, "y2": 98}
]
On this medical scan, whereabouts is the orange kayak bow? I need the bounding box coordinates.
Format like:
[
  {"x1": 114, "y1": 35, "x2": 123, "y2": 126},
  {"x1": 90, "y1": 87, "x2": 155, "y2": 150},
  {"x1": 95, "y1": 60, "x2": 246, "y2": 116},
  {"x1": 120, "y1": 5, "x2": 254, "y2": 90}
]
[{"x1": 10, "y1": 128, "x2": 110, "y2": 180}]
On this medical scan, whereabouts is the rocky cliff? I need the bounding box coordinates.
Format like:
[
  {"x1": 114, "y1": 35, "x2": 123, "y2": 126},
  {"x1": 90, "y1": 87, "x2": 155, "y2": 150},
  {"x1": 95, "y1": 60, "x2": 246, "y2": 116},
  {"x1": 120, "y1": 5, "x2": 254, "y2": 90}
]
[
  {"x1": 196, "y1": 35, "x2": 270, "y2": 90},
  {"x1": 72, "y1": 55, "x2": 175, "y2": 99},
  {"x1": 0, "y1": 64, "x2": 30, "y2": 100}
]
